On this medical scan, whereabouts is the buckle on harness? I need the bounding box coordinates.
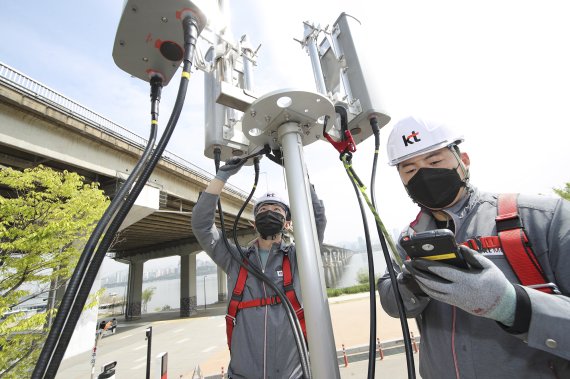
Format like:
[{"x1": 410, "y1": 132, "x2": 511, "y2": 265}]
[
  {"x1": 295, "y1": 307, "x2": 305, "y2": 319},
  {"x1": 466, "y1": 237, "x2": 484, "y2": 251},
  {"x1": 527, "y1": 283, "x2": 561, "y2": 295},
  {"x1": 496, "y1": 212, "x2": 522, "y2": 232},
  {"x1": 225, "y1": 314, "x2": 236, "y2": 325}
]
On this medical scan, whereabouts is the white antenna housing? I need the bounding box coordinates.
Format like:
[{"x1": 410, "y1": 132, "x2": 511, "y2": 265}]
[{"x1": 112, "y1": 0, "x2": 207, "y2": 85}]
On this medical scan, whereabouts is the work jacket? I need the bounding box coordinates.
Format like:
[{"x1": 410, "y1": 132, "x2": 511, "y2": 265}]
[
  {"x1": 378, "y1": 186, "x2": 570, "y2": 379},
  {"x1": 192, "y1": 186, "x2": 326, "y2": 379}
]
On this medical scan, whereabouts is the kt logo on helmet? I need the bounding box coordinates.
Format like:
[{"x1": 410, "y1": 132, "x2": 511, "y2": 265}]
[{"x1": 402, "y1": 131, "x2": 421, "y2": 146}]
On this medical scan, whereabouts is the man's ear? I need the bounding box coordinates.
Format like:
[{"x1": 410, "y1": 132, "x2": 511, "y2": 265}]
[
  {"x1": 460, "y1": 152, "x2": 470, "y2": 170},
  {"x1": 284, "y1": 220, "x2": 292, "y2": 230}
]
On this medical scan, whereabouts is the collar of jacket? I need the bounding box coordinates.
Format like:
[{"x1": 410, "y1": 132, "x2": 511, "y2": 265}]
[
  {"x1": 249, "y1": 239, "x2": 292, "y2": 254},
  {"x1": 412, "y1": 184, "x2": 480, "y2": 233}
]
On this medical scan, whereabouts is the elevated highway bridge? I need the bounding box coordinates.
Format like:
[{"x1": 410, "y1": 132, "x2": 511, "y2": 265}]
[{"x1": 0, "y1": 61, "x2": 354, "y2": 355}]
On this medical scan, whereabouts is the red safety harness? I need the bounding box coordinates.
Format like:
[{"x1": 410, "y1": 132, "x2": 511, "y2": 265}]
[
  {"x1": 225, "y1": 252, "x2": 306, "y2": 350},
  {"x1": 462, "y1": 193, "x2": 560, "y2": 294}
]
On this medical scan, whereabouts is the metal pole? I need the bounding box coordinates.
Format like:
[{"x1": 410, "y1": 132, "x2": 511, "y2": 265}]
[
  {"x1": 145, "y1": 326, "x2": 152, "y2": 379},
  {"x1": 278, "y1": 122, "x2": 340, "y2": 379},
  {"x1": 111, "y1": 294, "x2": 116, "y2": 317},
  {"x1": 241, "y1": 34, "x2": 254, "y2": 91},
  {"x1": 204, "y1": 275, "x2": 207, "y2": 310},
  {"x1": 303, "y1": 23, "x2": 328, "y2": 95},
  {"x1": 90, "y1": 330, "x2": 102, "y2": 379}
]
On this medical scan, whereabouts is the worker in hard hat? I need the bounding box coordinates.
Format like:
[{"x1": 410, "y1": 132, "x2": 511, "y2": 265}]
[
  {"x1": 192, "y1": 157, "x2": 326, "y2": 379},
  {"x1": 378, "y1": 116, "x2": 570, "y2": 379}
]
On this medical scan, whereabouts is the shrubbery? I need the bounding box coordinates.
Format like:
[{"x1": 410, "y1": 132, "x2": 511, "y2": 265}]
[
  {"x1": 327, "y1": 283, "x2": 370, "y2": 298},
  {"x1": 327, "y1": 268, "x2": 380, "y2": 297}
]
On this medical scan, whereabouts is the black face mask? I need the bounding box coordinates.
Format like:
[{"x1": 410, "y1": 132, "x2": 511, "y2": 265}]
[
  {"x1": 405, "y1": 167, "x2": 465, "y2": 209},
  {"x1": 255, "y1": 210, "x2": 285, "y2": 239}
]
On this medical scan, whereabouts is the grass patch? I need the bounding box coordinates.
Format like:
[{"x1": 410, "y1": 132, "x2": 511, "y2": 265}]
[
  {"x1": 326, "y1": 269, "x2": 381, "y2": 298},
  {"x1": 327, "y1": 283, "x2": 370, "y2": 298}
]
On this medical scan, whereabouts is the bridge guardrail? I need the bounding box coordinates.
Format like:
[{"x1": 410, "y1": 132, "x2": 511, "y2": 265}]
[{"x1": 0, "y1": 61, "x2": 251, "y2": 201}]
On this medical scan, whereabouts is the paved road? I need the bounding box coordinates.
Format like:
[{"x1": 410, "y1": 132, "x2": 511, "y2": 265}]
[{"x1": 57, "y1": 293, "x2": 420, "y2": 378}]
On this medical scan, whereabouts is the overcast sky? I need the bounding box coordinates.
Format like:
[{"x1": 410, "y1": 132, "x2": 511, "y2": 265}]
[{"x1": 1, "y1": 0, "x2": 569, "y2": 273}]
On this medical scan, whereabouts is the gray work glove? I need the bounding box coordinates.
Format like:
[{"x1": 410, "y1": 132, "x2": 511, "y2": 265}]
[
  {"x1": 215, "y1": 157, "x2": 245, "y2": 183},
  {"x1": 405, "y1": 246, "x2": 516, "y2": 326}
]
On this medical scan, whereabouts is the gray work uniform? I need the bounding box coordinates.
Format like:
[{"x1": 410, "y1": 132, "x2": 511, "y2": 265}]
[
  {"x1": 378, "y1": 187, "x2": 570, "y2": 379},
  {"x1": 192, "y1": 186, "x2": 326, "y2": 379}
]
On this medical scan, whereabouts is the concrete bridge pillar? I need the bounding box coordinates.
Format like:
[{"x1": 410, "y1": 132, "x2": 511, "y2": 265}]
[
  {"x1": 180, "y1": 254, "x2": 198, "y2": 317},
  {"x1": 323, "y1": 251, "x2": 332, "y2": 288},
  {"x1": 126, "y1": 260, "x2": 144, "y2": 320},
  {"x1": 334, "y1": 250, "x2": 343, "y2": 278},
  {"x1": 217, "y1": 266, "x2": 227, "y2": 302}
]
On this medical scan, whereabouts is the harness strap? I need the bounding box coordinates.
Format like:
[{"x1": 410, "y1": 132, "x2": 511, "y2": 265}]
[
  {"x1": 464, "y1": 194, "x2": 556, "y2": 294},
  {"x1": 225, "y1": 252, "x2": 307, "y2": 350},
  {"x1": 283, "y1": 253, "x2": 307, "y2": 340},
  {"x1": 496, "y1": 193, "x2": 555, "y2": 294},
  {"x1": 238, "y1": 296, "x2": 281, "y2": 309},
  {"x1": 463, "y1": 236, "x2": 500, "y2": 250},
  {"x1": 225, "y1": 260, "x2": 250, "y2": 350}
]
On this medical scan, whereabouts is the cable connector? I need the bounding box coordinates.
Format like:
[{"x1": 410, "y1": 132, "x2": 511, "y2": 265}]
[
  {"x1": 149, "y1": 75, "x2": 163, "y2": 122},
  {"x1": 323, "y1": 107, "x2": 357, "y2": 155}
]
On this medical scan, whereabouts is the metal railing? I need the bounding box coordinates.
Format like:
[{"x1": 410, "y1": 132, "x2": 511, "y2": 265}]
[{"x1": 0, "y1": 61, "x2": 251, "y2": 200}]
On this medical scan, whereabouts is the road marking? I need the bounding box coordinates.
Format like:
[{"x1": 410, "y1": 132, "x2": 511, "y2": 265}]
[
  {"x1": 118, "y1": 333, "x2": 134, "y2": 340},
  {"x1": 176, "y1": 338, "x2": 190, "y2": 344},
  {"x1": 134, "y1": 356, "x2": 146, "y2": 363},
  {"x1": 173, "y1": 328, "x2": 185, "y2": 333},
  {"x1": 201, "y1": 346, "x2": 217, "y2": 353},
  {"x1": 133, "y1": 344, "x2": 147, "y2": 351},
  {"x1": 217, "y1": 323, "x2": 225, "y2": 328},
  {"x1": 131, "y1": 362, "x2": 146, "y2": 370}
]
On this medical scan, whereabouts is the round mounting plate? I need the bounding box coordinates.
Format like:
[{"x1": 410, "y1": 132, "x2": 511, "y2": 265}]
[{"x1": 241, "y1": 89, "x2": 336, "y2": 149}]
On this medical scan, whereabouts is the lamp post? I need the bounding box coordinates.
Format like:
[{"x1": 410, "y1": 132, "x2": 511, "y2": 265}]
[
  {"x1": 203, "y1": 275, "x2": 207, "y2": 310},
  {"x1": 145, "y1": 326, "x2": 152, "y2": 379},
  {"x1": 110, "y1": 293, "x2": 117, "y2": 316}
]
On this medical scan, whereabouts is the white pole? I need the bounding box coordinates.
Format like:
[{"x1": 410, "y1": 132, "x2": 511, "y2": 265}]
[
  {"x1": 90, "y1": 330, "x2": 102, "y2": 379},
  {"x1": 279, "y1": 122, "x2": 340, "y2": 379},
  {"x1": 303, "y1": 23, "x2": 328, "y2": 95}
]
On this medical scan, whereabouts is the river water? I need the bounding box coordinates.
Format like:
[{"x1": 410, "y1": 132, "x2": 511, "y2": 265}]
[{"x1": 105, "y1": 251, "x2": 390, "y2": 312}]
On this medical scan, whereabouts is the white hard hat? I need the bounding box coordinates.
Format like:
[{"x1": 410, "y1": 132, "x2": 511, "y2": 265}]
[
  {"x1": 254, "y1": 192, "x2": 291, "y2": 220},
  {"x1": 386, "y1": 116, "x2": 464, "y2": 166}
]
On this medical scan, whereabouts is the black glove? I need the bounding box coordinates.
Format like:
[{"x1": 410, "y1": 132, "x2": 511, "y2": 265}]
[
  {"x1": 266, "y1": 148, "x2": 284, "y2": 167},
  {"x1": 215, "y1": 157, "x2": 245, "y2": 182}
]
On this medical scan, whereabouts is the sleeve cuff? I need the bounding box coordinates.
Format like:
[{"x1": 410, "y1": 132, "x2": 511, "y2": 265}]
[{"x1": 500, "y1": 284, "x2": 531, "y2": 334}]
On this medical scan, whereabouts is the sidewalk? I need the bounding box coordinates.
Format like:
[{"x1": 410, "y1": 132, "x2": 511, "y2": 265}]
[
  {"x1": 195, "y1": 292, "x2": 419, "y2": 377},
  {"x1": 59, "y1": 292, "x2": 420, "y2": 378}
]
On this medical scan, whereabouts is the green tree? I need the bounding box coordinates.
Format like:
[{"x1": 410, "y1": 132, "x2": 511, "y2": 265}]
[
  {"x1": 554, "y1": 182, "x2": 570, "y2": 201},
  {"x1": 142, "y1": 287, "x2": 156, "y2": 313},
  {"x1": 356, "y1": 268, "x2": 369, "y2": 285},
  {"x1": 356, "y1": 268, "x2": 380, "y2": 285},
  {"x1": 0, "y1": 165, "x2": 109, "y2": 377}
]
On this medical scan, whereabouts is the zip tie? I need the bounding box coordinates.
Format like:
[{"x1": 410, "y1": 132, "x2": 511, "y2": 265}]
[{"x1": 182, "y1": 71, "x2": 191, "y2": 79}]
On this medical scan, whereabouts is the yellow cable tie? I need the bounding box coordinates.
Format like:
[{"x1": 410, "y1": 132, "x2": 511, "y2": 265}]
[
  {"x1": 182, "y1": 71, "x2": 191, "y2": 79},
  {"x1": 151, "y1": 120, "x2": 158, "y2": 125}
]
